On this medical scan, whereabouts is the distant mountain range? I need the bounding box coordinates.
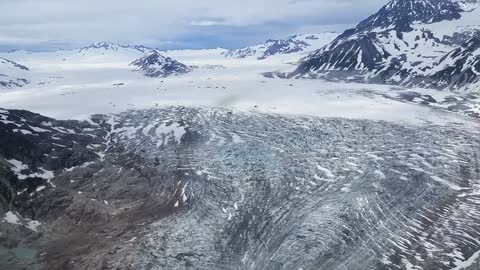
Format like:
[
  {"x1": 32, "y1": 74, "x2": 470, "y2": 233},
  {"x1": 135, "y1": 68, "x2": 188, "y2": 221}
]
[
  {"x1": 78, "y1": 42, "x2": 154, "y2": 54},
  {"x1": 1, "y1": 42, "x2": 193, "y2": 80},
  {"x1": 4, "y1": 2, "x2": 480, "y2": 92},
  {"x1": 287, "y1": 0, "x2": 480, "y2": 91},
  {"x1": 222, "y1": 33, "x2": 339, "y2": 60}
]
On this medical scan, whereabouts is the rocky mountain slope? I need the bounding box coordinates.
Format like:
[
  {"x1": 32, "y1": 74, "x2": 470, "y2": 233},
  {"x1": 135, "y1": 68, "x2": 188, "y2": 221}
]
[
  {"x1": 1, "y1": 106, "x2": 480, "y2": 269},
  {"x1": 223, "y1": 33, "x2": 338, "y2": 60},
  {"x1": 289, "y1": 0, "x2": 480, "y2": 91},
  {"x1": 130, "y1": 51, "x2": 192, "y2": 77},
  {"x1": 0, "y1": 58, "x2": 30, "y2": 88}
]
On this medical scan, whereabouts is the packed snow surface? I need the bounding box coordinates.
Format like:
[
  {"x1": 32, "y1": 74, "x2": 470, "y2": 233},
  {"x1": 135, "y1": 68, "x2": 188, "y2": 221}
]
[{"x1": 0, "y1": 45, "x2": 477, "y2": 128}]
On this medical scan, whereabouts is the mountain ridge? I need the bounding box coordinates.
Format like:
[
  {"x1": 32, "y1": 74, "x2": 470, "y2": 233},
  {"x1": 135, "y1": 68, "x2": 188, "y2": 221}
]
[
  {"x1": 288, "y1": 0, "x2": 480, "y2": 91},
  {"x1": 223, "y1": 33, "x2": 338, "y2": 60},
  {"x1": 79, "y1": 42, "x2": 155, "y2": 54},
  {"x1": 0, "y1": 57, "x2": 30, "y2": 88}
]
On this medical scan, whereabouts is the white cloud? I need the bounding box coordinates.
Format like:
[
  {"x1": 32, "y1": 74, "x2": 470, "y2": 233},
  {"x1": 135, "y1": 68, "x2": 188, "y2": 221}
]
[
  {"x1": 0, "y1": 0, "x2": 387, "y2": 50},
  {"x1": 190, "y1": 19, "x2": 227, "y2": 27}
]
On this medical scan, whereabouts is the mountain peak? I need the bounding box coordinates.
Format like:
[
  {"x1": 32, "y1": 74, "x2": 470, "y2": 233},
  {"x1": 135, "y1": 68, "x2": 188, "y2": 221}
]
[
  {"x1": 355, "y1": 0, "x2": 466, "y2": 33},
  {"x1": 81, "y1": 42, "x2": 122, "y2": 51}
]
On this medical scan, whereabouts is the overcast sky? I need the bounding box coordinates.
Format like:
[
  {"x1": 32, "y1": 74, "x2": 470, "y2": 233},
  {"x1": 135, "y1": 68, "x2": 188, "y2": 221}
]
[{"x1": 0, "y1": 0, "x2": 387, "y2": 51}]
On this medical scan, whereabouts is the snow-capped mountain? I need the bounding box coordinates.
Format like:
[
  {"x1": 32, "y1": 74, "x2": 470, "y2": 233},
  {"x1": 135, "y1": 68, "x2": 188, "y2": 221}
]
[
  {"x1": 78, "y1": 42, "x2": 154, "y2": 55},
  {"x1": 130, "y1": 51, "x2": 192, "y2": 77},
  {"x1": 0, "y1": 58, "x2": 30, "y2": 88},
  {"x1": 223, "y1": 33, "x2": 338, "y2": 60},
  {"x1": 290, "y1": 0, "x2": 480, "y2": 91},
  {"x1": 354, "y1": 0, "x2": 464, "y2": 32}
]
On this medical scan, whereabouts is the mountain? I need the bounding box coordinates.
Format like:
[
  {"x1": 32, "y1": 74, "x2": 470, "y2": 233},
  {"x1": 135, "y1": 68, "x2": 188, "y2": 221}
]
[
  {"x1": 130, "y1": 51, "x2": 192, "y2": 77},
  {"x1": 0, "y1": 58, "x2": 30, "y2": 88},
  {"x1": 2, "y1": 107, "x2": 480, "y2": 269},
  {"x1": 78, "y1": 42, "x2": 154, "y2": 55},
  {"x1": 222, "y1": 33, "x2": 338, "y2": 60},
  {"x1": 289, "y1": 0, "x2": 480, "y2": 91},
  {"x1": 354, "y1": 0, "x2": 464, "y2": 32}
]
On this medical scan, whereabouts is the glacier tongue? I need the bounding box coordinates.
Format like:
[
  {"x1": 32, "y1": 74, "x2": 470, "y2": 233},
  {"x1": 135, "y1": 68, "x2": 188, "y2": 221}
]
[{"x1": 2, "y1": 107, "x2": 479, "y2": 270}]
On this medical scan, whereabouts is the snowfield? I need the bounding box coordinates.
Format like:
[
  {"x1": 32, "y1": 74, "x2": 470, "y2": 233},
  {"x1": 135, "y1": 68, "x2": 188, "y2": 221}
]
[{"x1": 0, "y1": 46, "x2": 478, "y2": 128}]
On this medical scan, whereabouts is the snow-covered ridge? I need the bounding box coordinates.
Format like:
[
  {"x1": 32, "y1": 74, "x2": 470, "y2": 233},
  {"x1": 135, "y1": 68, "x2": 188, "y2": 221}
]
[
  {"x1": 0, "y1": 57, "x2": 30, "y2": 88},
  {"x1": 223, "y1": 33, "x2": 338, "y2": 60},
  {"x1": 79, "y1": 42, "x2": 154, "y2": 54}
]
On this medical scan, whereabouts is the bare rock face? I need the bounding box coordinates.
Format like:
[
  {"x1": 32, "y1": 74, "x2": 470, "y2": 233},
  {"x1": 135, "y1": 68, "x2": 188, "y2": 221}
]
[{"x1": 1, "y1": 106, "x2": 480, "y2": 270}]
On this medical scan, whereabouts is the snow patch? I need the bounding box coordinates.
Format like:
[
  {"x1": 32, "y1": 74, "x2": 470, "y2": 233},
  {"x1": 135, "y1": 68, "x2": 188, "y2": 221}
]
[
  {"x1": 2, "y1": 211, "x2": 41, "y2": 232},
  {"x1": 155, "y1": 122, "x2": 186, "y2": 146}
]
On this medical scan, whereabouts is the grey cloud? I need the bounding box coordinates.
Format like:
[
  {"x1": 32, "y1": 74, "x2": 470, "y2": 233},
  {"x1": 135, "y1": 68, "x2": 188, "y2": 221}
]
[{"x1": 0, "y1": 0, "x2": 388, "y2": 50}]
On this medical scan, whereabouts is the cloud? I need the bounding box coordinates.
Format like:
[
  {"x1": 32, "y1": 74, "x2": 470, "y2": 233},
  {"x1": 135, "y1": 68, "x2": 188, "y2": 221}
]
[
  {"x1": 0, "y1": 0, "x2": 388, "y2": 51},
  {"x1": 190, "y1": 19, "x2": 227, "y2": 27}
]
